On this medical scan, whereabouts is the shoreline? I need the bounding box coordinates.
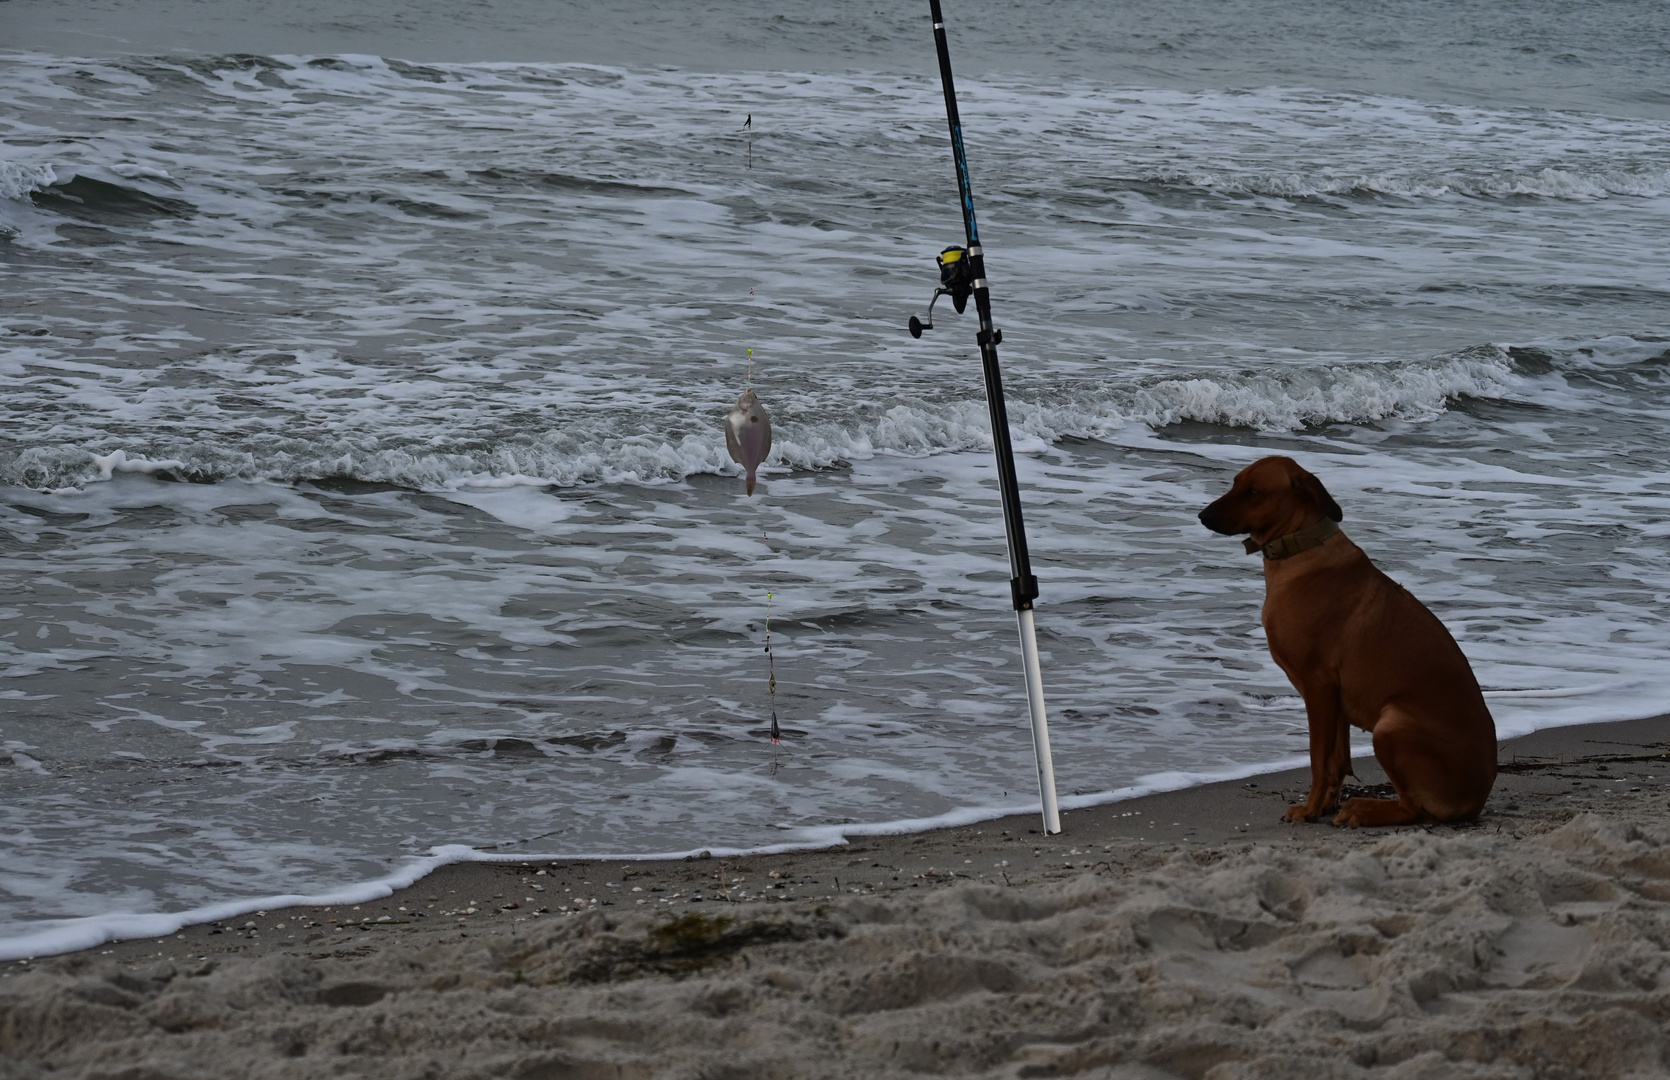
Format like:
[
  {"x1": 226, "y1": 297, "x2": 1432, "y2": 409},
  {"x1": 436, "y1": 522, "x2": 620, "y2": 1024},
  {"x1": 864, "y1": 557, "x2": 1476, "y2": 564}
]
[
  {"x1": 3, "y1": 712, "x2": 1665, "y2": 964},
  {"x1": 3, "y1": 713, "x2": 1666, "y2": 1077}
]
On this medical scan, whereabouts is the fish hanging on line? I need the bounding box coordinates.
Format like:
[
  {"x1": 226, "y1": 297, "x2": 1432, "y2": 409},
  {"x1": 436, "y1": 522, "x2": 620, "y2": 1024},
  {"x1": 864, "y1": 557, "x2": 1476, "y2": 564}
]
[{"x1": 724, "y1": 388, "x2": 772, "y2": 496}]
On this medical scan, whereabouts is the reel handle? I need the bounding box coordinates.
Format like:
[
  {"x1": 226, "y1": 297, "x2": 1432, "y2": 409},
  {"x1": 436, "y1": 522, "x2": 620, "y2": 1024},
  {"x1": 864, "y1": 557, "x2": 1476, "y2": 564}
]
[{"x1": 908, "y1": 288, "x2": 949, "y2": 338}]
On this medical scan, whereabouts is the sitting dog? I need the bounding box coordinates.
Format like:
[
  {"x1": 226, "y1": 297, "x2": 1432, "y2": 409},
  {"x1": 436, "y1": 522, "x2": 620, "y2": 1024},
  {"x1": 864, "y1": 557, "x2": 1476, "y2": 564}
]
[{"x1": 1198, "y1": 456, "x2": 1496, "y2": 826}]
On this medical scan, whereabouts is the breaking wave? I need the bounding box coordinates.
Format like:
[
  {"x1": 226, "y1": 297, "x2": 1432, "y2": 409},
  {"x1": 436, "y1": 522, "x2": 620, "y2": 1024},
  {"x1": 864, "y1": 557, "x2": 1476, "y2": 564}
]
[
  {"x1": 0, "y1": 347, "x2": 1519, "y2": 492},
  {"x1": 1052, "y1": 345, "x2": 1517, "y2": 432}
]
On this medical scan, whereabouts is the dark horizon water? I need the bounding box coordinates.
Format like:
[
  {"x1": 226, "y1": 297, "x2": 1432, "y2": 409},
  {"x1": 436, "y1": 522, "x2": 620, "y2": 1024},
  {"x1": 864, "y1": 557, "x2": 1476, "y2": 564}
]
[
  {"x1": 9, "y1": 0, "x2": 1670, "y2": 119},
  {"x1": 2, "y1": 0, "x2": 1668, "y2": 957}
]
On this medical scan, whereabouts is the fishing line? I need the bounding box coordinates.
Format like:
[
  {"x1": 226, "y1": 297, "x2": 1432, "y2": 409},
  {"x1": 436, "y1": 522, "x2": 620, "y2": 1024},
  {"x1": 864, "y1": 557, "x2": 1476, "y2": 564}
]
[
  {"x1": 734, "y1": 108, "x2": 781, "y2": 753},
  {"x1": 764, "y1": 590, "x2": 781, "y2": 744},
  {"x1": 752, "y1": 343, "x2": 781, "y2": 754}
]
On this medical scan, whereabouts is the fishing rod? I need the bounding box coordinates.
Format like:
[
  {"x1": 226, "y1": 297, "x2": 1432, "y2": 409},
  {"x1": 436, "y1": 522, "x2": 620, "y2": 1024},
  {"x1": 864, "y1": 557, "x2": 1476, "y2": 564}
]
[{"x1": 911, "y1": 0, "x2": 1062, "y2": 835}]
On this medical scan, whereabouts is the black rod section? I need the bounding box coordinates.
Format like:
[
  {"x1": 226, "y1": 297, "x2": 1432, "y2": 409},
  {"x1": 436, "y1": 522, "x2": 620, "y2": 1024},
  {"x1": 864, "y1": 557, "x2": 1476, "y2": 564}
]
[{"x1": 927, "y1": 0, "x2": 1039, "y2": 612}]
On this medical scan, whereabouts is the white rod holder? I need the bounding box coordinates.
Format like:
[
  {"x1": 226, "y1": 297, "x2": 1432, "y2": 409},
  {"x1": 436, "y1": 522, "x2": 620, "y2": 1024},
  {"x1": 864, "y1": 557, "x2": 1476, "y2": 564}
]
[{"x1": 1016, "y1": 607, "x2": 1061, "y2": 834}]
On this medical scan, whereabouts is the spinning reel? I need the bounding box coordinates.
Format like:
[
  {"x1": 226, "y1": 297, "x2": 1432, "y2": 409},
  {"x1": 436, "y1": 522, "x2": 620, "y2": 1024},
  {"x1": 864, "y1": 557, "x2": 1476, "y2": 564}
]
[{"x1": 907, "y1": 245, "x2": 974, "y2": 338}]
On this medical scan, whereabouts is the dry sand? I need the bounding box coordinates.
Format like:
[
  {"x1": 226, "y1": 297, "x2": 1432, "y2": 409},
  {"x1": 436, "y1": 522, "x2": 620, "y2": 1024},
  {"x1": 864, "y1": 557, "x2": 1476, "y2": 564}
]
[{"x1": 2, "y1": 716, "x2": 1667, "y2": 1080}]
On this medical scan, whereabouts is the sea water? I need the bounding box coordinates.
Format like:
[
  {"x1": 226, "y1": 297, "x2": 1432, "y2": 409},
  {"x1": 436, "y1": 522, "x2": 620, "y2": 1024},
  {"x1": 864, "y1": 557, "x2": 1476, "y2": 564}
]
[{"x1": 2, "y1": 0, "x2": 1668, "y2": 956}]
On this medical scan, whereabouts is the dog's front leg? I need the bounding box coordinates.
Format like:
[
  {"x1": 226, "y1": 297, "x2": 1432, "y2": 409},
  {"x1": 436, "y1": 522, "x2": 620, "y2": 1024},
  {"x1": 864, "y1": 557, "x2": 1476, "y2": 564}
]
[{"x1": 1284, "y1": 688, "x2": 1349, "y2": 823}]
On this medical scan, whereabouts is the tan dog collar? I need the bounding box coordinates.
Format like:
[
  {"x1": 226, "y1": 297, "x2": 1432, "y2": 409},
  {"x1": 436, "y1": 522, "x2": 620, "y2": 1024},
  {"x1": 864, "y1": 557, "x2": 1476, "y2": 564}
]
[{"x1": 1244, "y1": 518, "x2": 1340, "y2": 560}]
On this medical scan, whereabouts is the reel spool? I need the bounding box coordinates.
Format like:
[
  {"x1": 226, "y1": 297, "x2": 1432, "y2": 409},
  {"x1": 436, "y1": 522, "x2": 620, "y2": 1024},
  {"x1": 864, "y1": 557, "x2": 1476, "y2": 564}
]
[{"x1": 907, "y1": 245, "x2": 974, "y2": 338}]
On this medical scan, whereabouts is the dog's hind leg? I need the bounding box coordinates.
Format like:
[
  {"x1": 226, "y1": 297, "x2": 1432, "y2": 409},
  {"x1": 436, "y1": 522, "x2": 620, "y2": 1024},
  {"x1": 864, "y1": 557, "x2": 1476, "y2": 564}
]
[{"x1": 1334, "y1": 703, "x2": 1458, "y2": 827}]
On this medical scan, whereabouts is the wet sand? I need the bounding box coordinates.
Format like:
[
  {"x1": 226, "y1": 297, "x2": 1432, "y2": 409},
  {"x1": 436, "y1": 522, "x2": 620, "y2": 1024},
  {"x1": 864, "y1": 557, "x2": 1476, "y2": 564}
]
[{"x1": 3, "y1": 714, "x2": 1666, "y2": 1078}]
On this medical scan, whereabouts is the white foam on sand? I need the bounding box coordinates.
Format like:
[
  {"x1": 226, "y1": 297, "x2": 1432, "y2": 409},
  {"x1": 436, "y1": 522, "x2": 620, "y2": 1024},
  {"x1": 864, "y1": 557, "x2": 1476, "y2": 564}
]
[
  {"x1": 0, "y1": 724, "x2": 1654, "y2": 963},
  {"x1": 0, "y1": 752, "x2": 1318, "y2": 962}
]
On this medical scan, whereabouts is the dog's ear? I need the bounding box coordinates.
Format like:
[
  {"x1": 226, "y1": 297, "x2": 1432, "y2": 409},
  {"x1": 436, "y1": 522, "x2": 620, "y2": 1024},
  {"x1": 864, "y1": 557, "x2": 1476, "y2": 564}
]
[{"x1": 1291, "y1": 471, "x2": 1343, "y2": 522}]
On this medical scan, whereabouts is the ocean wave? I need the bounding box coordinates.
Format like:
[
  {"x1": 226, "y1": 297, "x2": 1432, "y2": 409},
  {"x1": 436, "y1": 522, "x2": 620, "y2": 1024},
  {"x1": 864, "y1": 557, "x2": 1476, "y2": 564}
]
[
  {"x1": 1094, "y1": 345, "x2": 1517, "y2": 430},
  {"x1": 1148, "y1": 165, "x2": 1670, "y2": 201},
  {"x1": 0, "y1": 349, "x2": 1518, "y2": 492},
  {"x1": 28, "y1": 174, "x2": 197, "y2": 223},
  {"x1": 0, "y1": 160, "x2": 196, "y2": 238}
]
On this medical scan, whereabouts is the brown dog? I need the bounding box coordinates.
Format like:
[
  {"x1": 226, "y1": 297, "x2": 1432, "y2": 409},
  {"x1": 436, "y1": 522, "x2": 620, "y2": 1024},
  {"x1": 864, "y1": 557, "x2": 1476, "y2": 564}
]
[{"x1": 1198, "y1": 456, "x2": 1496, "y2": 826}]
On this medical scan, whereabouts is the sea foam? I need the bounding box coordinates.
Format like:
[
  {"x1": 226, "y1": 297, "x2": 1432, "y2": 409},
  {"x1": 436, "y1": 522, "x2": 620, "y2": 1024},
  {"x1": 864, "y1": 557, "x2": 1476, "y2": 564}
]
[
  {"x1": 0, "y1": 348, "x2": 1520, "y2": 491},
  {"x1": 0, "y1": 161, "x2": 56, "y2": 202}
]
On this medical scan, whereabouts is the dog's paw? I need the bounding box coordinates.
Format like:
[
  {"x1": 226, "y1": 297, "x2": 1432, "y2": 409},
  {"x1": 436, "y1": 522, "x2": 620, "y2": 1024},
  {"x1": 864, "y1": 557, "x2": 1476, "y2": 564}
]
[
  {"x1": 1334, "y1": 796, "x2": 1422, "y2": 828},
  {"x1": 1282, "y1": 803, "x2": 1317, "y2": 823}
]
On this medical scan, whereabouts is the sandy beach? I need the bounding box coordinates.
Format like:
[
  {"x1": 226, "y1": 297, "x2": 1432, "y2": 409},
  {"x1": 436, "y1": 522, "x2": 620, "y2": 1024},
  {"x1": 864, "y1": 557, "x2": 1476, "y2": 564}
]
[{"x1": 2, "y1": 715, "x2": 1665, "y2": 1079}]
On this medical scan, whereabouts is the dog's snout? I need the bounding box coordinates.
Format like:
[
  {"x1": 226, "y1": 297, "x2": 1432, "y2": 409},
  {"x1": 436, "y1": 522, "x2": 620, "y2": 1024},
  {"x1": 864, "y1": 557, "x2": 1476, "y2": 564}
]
[{"x1": 1198, "y1": 499, "x2": 1232, "y2": 535}]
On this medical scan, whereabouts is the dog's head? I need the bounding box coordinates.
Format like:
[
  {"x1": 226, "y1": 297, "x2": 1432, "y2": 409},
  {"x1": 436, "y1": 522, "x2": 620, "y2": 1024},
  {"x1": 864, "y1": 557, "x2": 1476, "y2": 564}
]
[{"x1": 1198, "y1": 456, "x2": 1342, "y2": 542}]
